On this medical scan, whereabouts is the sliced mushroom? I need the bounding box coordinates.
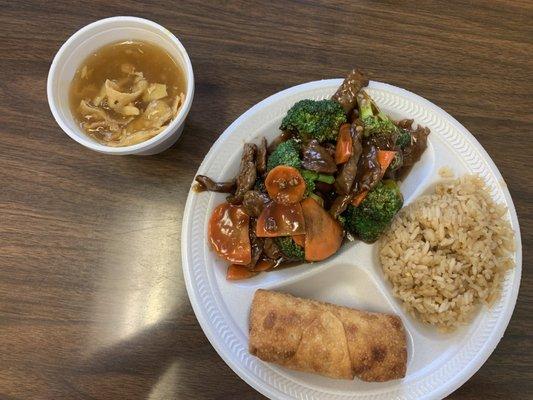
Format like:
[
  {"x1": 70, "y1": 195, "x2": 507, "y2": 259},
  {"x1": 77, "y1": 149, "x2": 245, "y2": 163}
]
[
  {"x1": 121, "y1": 104, "x2": 140, "y2": 116},
  {"x1": 142, "y1": 83, "x2": 168, "y2": 102},
  {"x1": 107, "y1": 127, "x2": 166, "y2": 147},
  {"x1": 92, "y1": 82, "x2": 107, "y2": 106},
  {"x1": 79, "y1": 100, "x2": 124, "y2": 133},
  {"x1": 171, "y1": 92, "x2": 185, "y2": 117},
  {"x1": 125, "y1": 99, "x2": 173, "y2": 134},
  {"x1": 105, "y1": 78, "x2": 147, "y2": 114}
]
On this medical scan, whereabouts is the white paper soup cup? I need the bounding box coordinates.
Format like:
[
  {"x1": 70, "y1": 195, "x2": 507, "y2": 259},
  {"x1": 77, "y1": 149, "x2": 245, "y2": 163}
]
[{"x1": 47, "y1": 16, "x2": 194, "y2": 155}]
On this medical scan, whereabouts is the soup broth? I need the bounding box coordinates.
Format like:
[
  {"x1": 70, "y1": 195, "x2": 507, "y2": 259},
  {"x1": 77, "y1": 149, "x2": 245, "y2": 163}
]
[{"x1": 69, "y1": 40, "x2": 186, "y2": 147}]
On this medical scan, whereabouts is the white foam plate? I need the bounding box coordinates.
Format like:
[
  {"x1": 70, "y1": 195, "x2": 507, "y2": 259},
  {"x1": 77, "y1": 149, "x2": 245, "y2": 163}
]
[{"x1": 181, "y1": 80, "x2": 522, "y2": 400}]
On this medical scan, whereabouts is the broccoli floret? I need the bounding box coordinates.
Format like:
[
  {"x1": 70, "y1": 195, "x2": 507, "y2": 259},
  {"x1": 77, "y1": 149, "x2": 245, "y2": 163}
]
[
  {"x1": 267, "y1": 139, "x2": 301, "y2": 171},
  {"x1": 396, "y1": 129, "x2": 412, "y2": 149},
  {"x1": 300, "y1": 169, "x2": 335, "y2": 197},
  {"x1": 343, "y1": 180, "x2": 403, "y2": 243},
  {"x1": 280, "y1": 99, "x2": 346, "y2": 143},
  {"x1": 358, "y1": 91, "x2": 412, "y2": 150},
  {"x1": 275, "y1": 236, "x2": 304, "y2": 261},
  {"x1": 358, "y1": 91, "x2": 402, "y2": 140}
]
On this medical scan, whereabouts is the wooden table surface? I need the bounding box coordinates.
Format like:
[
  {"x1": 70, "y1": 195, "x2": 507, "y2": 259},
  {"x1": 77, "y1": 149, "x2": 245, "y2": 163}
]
[{"x1": 1, "y1": 1, "x2": 532, "y2": 399}]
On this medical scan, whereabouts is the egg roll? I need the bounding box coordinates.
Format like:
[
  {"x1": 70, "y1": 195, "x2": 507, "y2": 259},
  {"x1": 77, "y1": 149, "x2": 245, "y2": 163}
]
[{"x1": 249, "y1": 289, "x2": 407, "y2": 382}]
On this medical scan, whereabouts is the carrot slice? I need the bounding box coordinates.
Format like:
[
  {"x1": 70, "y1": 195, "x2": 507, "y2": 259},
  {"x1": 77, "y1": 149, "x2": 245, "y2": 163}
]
[
  {"x1": 227, "y1": 264, "x2": 258, "y2": 280},
  {"x1": 292, "y1": 234, "x2": 306, "y2": 247},
  {"x1": 256, "y1": 201, "x2": 306, "y2": 237},
  {"x1": 265, "y1": 165, "x2": 306, "y2": 204},
  {"x1": 253, "y1": 259, "x2": 276, "y2": 272},
  {"x1": 301, "y1": 197, "x2": 343, "y2": 261},
  {"x1": 335, "y1": 123, "x2": 353, "y2": 164},
  {"x1": 209, "y1": 203, "x2": 251, "y2": 265},
  {"x1": 377, "y1": 150, "x2": 396, "y2": 174},
  {"x1": 351, "y1": 190, "x2": 368, "y2": 206}
]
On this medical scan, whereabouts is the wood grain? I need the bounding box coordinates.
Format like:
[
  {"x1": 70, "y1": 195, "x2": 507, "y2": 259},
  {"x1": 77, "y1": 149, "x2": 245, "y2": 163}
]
[{"x1": 0, "y1": 0, "x2": 532, "y2": 399}]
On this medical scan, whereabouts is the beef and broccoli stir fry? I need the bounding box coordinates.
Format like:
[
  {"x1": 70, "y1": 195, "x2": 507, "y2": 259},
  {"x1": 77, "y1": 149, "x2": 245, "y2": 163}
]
[{"x1": 195, "y1": 69, "x2": 429, "y2": 280}]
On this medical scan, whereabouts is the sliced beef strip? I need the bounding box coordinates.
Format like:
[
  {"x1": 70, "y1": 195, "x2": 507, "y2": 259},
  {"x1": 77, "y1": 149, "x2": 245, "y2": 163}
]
[
  {"x1": 394, "y1": 125, "x2": 429, "y2": 181},
  {"x1": 246, "y1": 219, "x2": 264, "y2": 269},
  {"x1": 315, "y1": 181, "x2": 334, "y2": 194},
  {"x1": 334, "y1": 123, "x2": 363, "y2": 195},
  {"x1": 227, "y1": 143, "x2": 257, "y2": 204},
  {"x1": 194, "y1": 175, "x2": 236, "y2": 193},
  {"x1": 334, "y1": 159, "x2": 356, "y2": 195},
  {"x1": 263, "y1": 238, "x2": 282, "y2": 260},
  {"x1": 322, "y1": 142, "x2": 337, "y2": 158},
  {"x1": 401, "y1": 125, "x2": 429, "y2": 168},
  {"x1": 331, "y1": 69, "x2": 369, "y2": 114},
  {"x1": 352, "y1": 123, "x2": 364, "y2": 159},
  {"x1": 242, "y1": 190, "x2": 269, "y2": 218},
  {"x1": 366, "y1": 132, "x2": 397, "y2": 151},
  {"x1": 397, "y1": 119, "x2": 414, "y2": 130},
  {"x1": 356, "y1": 143, "x2": 381, "y2": 193},
  {"x1": 329, "y1": 193, "x2": 354, "y2": 219},
  {"x1": 256, "y1": 137, "x2": 268, "y2": 176},
  {"x1": 301, "y1": 140, "x2": 337, "y2": 174},
  {"x1": 347, "y1": 107, "x2": 359, "y2": 123}
]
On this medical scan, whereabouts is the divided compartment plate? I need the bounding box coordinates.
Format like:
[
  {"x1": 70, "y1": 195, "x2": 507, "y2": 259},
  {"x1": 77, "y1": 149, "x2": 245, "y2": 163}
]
[{"x1": 181, "y1": 80, "x2": 522, "y2": 400}]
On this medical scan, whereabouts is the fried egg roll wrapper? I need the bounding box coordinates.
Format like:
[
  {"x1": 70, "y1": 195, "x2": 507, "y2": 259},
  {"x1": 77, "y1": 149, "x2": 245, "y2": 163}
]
[{"x1": 249, "y1": 289, "x2": 407, "y2": 382}]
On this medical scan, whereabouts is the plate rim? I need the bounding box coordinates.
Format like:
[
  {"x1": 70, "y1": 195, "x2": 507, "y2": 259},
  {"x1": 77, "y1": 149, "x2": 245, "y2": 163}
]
[{"x1": 181, "y1": 79, "x2": 522, "y2": 400}]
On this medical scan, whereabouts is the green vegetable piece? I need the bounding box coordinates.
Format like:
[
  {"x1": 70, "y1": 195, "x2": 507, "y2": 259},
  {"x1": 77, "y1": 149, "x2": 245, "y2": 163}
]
[
  {"x1": 396, "y1": 129, "x2": 411, "y2": 149},
  {"x1": 280, "y1": 99, "x2": 346, "y2": 143},
  {"x1": 275, "y1": 236, "x2": 305, "y2": 261},
  {"x1": 342, "y1": 180, "x2": 403, "y2": 243},
  {"x1": 266, "y1": 139, "x2": 301, "y2": 171},
  {"x1": 357, "y1": 91, "x2": 400, "y2": 144},
  {"x1": 300, "y1": 169, "x2": 335, "y2": 197}
]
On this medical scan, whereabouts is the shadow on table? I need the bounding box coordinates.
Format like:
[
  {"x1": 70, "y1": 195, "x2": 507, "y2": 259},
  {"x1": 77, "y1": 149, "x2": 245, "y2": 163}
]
[{"x1": 79, "y1": 301, "x2": 262, "y2": 400}]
